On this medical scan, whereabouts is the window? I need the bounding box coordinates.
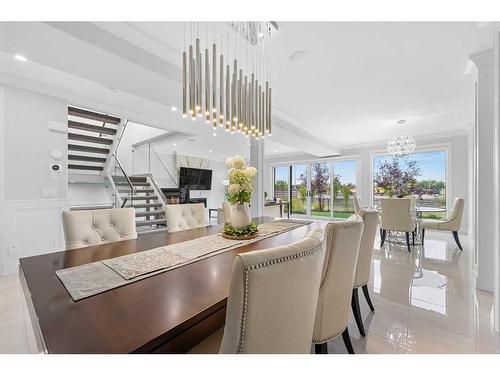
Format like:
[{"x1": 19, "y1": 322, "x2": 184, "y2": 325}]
[
  {"x1": 373, "y1": 150, "x2": 447, "y2": 219},
  {"x1": 333, "y1": 160, "x2": 357, "y2": 218},
  {"x1": 272, "y1": 158, "x2": 357, "y2": 219},
  {"x1": 273, "y1": 166, "x2": 289, "y2": 204}
]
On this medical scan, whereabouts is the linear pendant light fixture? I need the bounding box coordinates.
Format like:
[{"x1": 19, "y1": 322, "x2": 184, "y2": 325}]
[{"x1": 181, "y1": 22, "x2": 277, "y2": 140}]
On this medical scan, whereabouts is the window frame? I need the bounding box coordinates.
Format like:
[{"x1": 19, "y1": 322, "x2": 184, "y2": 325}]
[{"x1": 369, "y1": 143, "x2": 451, "y2": 213}]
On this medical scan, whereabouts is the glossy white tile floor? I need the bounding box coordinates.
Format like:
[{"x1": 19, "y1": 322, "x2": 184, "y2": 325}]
[{"x1": 1, "y1": 230, "x2": 499, "y2": 354}]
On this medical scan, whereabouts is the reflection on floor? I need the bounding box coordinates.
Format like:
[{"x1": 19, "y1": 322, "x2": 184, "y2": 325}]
[
  {"x1": 0, "y1": 231, "x2": 499, "y2": 353},
  {"x1": 326, "y1": 231, "x2": 500, "y2": 354}
]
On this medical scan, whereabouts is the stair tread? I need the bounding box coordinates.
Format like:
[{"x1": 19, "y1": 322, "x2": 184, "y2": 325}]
[
  {"x1": 68, "y1": 164, "x2": 104, "y2": 171},
  {"x1": 68, "y1": 144, "x2": 110, "y2": 154},
  {"x1": 132, "y1": 203, "x2": 163, "y2": 208},
  {"x1": 136, "y1": 219, "x2": 166, "y2": 226},
  {"x1": 128, "y1": 196, "x2": 159, "y2": 201},
  {"x1": 68, "y1": 120, "x2": 117, "y2": 135},
  {"x1": 69, "y1": 133, "x2": 113, "y2": 145},
  {"x1": 135, "y1": 210, "x2": 164, "y2": 217},
  {"x1": 68, "y1": 154, "x2": 107, "y2": 163},
  {"x1": 68, "y1": 106, "x2": 121, "y2": 125},
  {"x1": 119, "y1": 188, "x2": 154, "y2": 193}
]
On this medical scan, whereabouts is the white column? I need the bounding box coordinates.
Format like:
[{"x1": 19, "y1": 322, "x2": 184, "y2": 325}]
[
  {"x1": 250, "y1": 138, "x2": 265, "y2": 217},
  {"x1": 470, "y1": 49, "x2": 495, "y2": 292}
]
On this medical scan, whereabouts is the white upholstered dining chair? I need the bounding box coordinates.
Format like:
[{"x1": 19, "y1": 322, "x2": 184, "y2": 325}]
[
  {"x1": 353, "y1": 195, "x2": 363, "y2": 213},
  {"x1": 379, "y1": 198, "x2": 417, "y2": 252},
  {"x1": 351, "y1": 209, "x2": 379, "y2": 337},
  {"x1": 62, "y1": 208, "x2": 137, "y2": 250},
  {"x1": 420, "y1": 197, "x2": 465, "y2": 251},
  {"x1": 188, "y1": 229, "x2": 326, "y2": 354},
  {"x1": 165, "y1": 203, "x2": 206, "y2": 233},
  {"x1": 312, "y1": 216, "x2": 364, "y2": 354}
]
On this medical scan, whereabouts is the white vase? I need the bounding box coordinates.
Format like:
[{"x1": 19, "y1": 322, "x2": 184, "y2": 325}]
[{"x1": 230, "y1": 203, "x2": 251, "y2": 228}]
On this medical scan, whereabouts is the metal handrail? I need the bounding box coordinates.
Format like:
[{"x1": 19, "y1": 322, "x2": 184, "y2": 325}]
[
  {"x1": 149, "y1": 144, "x2": 178, "y2": 186},
  {"x1": 113, "y1": 153, "x2": 137, "y2": 196}
]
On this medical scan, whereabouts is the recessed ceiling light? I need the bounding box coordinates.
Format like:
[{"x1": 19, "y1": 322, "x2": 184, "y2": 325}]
[
  {"x1": 212, "y1": 132, "x2": 217, "y2": 137},
  {"x1": 14, "y1": 54, "x2": 27, "y2": 62},
  {"x1": 171, "y1": 106, "x2": 178, "y2": 112},
  {"x1": 209, "y1": 150, "x2": 213, "y2": 153},
  {"x1": 173, "y1": 143, "x2": 177, "y2": 147},
  {"x1": 289, "y1": 50, "x2": 309, "y2": 63},
  {"x1": 274, "y1": 149, "x2": 278, "y2": 153}
]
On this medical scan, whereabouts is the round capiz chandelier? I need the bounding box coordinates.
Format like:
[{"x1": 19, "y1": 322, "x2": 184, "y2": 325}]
[{"x1": 387, "y1": 134, "x2": 416, "y2": 156}]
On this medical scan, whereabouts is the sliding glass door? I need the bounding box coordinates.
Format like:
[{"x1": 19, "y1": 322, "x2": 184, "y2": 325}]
[
  {"x1": 310, "y1": 162, "x2": 331, "y2": 218},
  {"x1": 273, "y1": 166, "x2": 289, "y2": 206},
  {"x1": 333, "y1": 160, "x2": 357, "y2": 218},
  {"x1": 291, "y1": 164, "x2": 309, "y2": 215},
  {"x1": 273, "y1": 158, "x2": 357, "y2": 220}
]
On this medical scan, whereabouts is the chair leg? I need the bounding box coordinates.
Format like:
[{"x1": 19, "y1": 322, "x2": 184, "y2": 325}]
[
  {"x1": 412, "y1": 230, "x2": 415, "y2": 246},
  {"x1": 452, "y1": 231, "x2": 463, "y2": 251},
  {"x1": 341, "y1": 327, "x2": 355, "y2": 354},
  {"x1": 351, "y1": 288, "x2": 366, "y2": 337},
  {"x1": 314, "y1": 343, "x2": 328, "y2": 354},
  {"x1": 380, "y1": 229, "x2": 386, "y2": 247},
  {"x1": 362, "y1": 284, "x2": 375, "y2": 312},
  {"x1": 405, "y1": 232, "x2": 411, "y2": 252},
  {"x1": 421, "y1": 228, "x2": 425, "y2": 243}
]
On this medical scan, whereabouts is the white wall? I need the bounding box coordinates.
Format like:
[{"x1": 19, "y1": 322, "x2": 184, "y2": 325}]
[
  {"x1": 0, "y1": 85, "x2": 68, "y2": 275},
  {"x1": 265, "y1": 132, "x2": 473, "y2": 234},
  {"x1": 115, "y1": 122, "x2": 227, "y2": 210}
]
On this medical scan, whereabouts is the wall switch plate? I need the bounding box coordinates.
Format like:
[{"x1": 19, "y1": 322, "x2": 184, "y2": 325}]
[{"x1": 42, "y1": 188, "x2": 58, "y2": 197}]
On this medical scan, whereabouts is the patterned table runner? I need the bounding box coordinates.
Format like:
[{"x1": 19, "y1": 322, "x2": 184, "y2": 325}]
[{"x1": 56, "y1": 219, "x2": 312, "y2": 301}]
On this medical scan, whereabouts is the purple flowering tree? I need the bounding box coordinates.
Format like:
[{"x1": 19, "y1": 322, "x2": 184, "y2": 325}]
[{"x1": 374, "y1": 157, "x2": 421, "y2": 197}]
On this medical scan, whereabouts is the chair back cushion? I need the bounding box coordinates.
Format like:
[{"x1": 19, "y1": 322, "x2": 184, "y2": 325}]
[
  {"x1": 62, "y1": 208, "x2": 137, "y2": 250},
  {"x1": 440, "y1": 197, "x2": 465, "y2": 231},
  {"x1": 165, "y1": 203, "x2": 205, "y2": 232},
  {"x1": 379, "y1": 198, "x2": 414, "y2": 232},
  {"x1": 353, "y1": 195, "x2": 363, "y2": 213},
  {"x1": 220, "y1": 228, "x2": 325, "y2": 354},
  {"x1": 354, "y1": 209, "x2": 379, "y2": 288},
  {"x1": 313, "y1": 216, "x2": 364, "y2": 343}
]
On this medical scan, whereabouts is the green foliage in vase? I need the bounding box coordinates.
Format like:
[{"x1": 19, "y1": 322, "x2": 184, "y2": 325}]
[{"x1": 223, "y1": 223, "x2": 258, "y2": 237}]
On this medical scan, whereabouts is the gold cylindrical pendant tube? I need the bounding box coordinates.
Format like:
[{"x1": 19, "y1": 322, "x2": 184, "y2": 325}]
[
  {"x1": 205, "y1": 48, "x2": 210, "y2": 122},
  {"x1": 268, "y1": 87, "x2": 272, "y2": 135},
  {"x1": 238, "y1": 69, "x2": 243, "y2": 129},
  {"x1": 226, "y1": 64, "x2": 230, "y2": 131},
  {"x1": 182, "y1": 51, "x2": 187, "y2": 117},
  {"x1": 265, "y1": 81, "x2": 269, "y2": 132},
  {"x1": 189, "y1": 45, "x2": 195, "y2": 116},
  {"x1": 212, "y1": 44, "x2": 217, "y2": 117},
  {"x1": 232, "y1": 59, "x2": 237, "y2": 125},
  {"x1": 219, "y1": 54, "x2": 224, "y2": 126},
  {"x1": 250, "y1": 73, "x2": 254, "y2": 129},
  {"x1": 195, "y1": 39, "x2": 201, "y2": 115}
]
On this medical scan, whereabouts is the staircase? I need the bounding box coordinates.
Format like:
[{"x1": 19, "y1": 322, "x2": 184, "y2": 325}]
[
  {"x1": 112, "y1": 175, "x2": 168, "y2": 236},
  {"x1": 67, "y1": 106, "x2": 122, "y2": 176}
]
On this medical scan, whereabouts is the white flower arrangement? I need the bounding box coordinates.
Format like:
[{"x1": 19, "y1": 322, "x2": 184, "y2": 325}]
[{"x1": 225, "y1": 155, "x2": 257, "y2": 205}]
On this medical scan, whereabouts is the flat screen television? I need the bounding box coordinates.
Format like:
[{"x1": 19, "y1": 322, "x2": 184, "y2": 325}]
[{"x1": 179, "y1": 167, "x2": 212, "y2": 190}]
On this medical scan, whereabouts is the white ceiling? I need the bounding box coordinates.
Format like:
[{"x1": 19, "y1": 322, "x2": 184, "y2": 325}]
[{"x1": 0, "y1": 21, "x2": 495, "y2": 156}]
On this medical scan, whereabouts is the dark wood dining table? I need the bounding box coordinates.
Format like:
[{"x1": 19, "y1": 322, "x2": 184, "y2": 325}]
[{"x1": 19, "y1": 216, "x2": 325, "y2": 354}]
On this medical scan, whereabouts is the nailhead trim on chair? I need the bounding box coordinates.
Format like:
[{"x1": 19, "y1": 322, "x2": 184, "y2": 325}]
[
  {"x1": 319, "y1": 223, "x2": 359, "y2": 289},
  {"x1": 236, "y1": 243, "x2": 322, "y2": 353}
]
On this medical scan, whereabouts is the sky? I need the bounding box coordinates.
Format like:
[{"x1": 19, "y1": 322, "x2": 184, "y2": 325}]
[{"x1": 373, "y1": 150, "x2": 446, "y2": 181}]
